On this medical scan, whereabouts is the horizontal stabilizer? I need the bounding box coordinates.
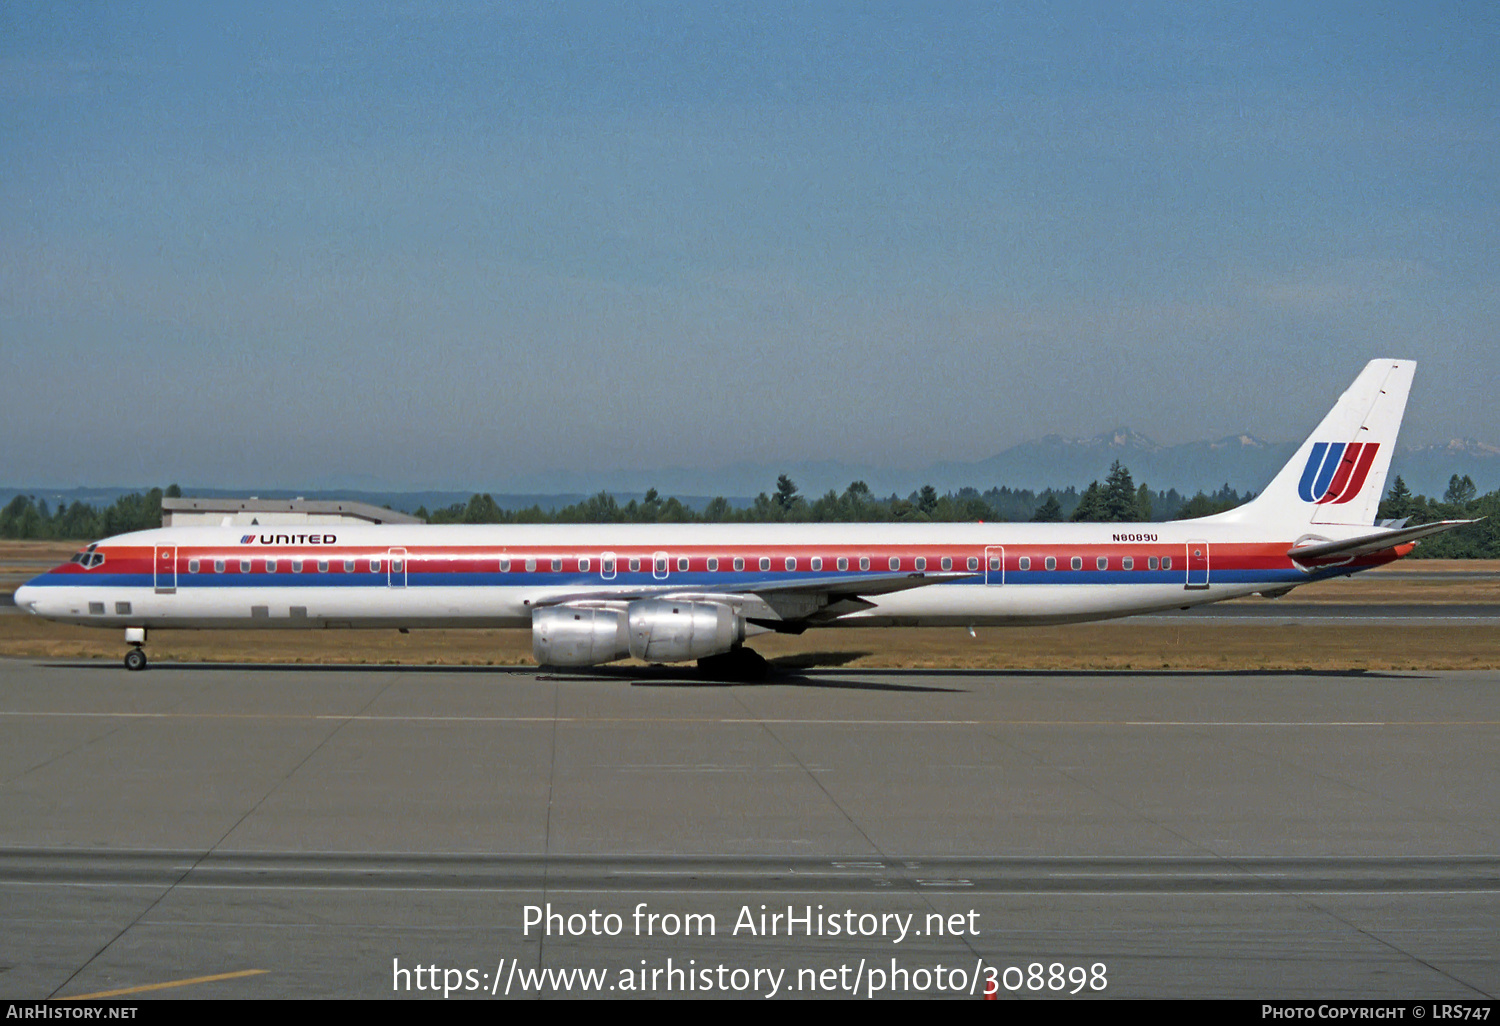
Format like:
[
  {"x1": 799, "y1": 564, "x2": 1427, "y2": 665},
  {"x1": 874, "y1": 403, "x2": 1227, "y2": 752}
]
[{"x1": 1287, "y1": 520, "x2": 1478, "y2": 563}]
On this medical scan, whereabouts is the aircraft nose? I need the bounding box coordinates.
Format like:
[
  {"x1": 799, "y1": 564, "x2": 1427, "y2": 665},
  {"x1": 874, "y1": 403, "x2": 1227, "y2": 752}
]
[{"x1": 12, "y1": 583, "x2": 37, "y2": 613}]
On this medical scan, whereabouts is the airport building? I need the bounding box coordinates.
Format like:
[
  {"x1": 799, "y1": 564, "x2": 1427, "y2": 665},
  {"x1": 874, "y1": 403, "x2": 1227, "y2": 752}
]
[{"x1": 160, "y1": 497, "x2": 424, "y2": 528}]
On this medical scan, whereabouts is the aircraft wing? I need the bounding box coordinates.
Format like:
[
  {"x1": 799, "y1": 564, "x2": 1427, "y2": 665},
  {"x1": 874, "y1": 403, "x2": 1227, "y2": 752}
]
[
  {"x1": 1287, "y1": 519, "x2": 1479, "y2": 564},
  {"x1": 528, "y1": 571, "x2": 973, "y2": 623},
  {"x1": 748, "y1": 570, "x2": 975, "y2": 597}
]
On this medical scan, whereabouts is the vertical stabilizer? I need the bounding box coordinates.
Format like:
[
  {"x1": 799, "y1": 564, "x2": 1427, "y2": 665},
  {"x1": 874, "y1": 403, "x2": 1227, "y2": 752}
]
[{"x1": 1205, "y1": 359, "x2": 1413, "y2": 532}]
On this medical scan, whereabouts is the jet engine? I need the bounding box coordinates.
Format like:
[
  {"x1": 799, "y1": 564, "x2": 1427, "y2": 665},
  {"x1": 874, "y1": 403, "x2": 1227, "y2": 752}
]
[
  {"x1": 531, "y1": 599, "x2": 746, "y2": 666},
  {"x1": 531, "y1": 605, "x2": 630, "y2": 667},
  {"x1": 627, "y1": 599, "x2": 743, "y2": 663}
]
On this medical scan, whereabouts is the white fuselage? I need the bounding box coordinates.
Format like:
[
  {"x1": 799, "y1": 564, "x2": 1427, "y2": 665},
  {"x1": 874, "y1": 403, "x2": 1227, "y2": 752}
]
[{"x1": 13, "y1": 518, "x2": 1382, "y2": 633}]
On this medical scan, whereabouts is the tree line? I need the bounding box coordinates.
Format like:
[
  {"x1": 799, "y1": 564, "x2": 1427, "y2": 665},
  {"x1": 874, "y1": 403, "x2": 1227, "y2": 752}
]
[
  {"x1": 1, "y1": 468, "x2": 1492, "y2": 557},
  {"x1": 1, "y1": 485, "x2": 180, "y2": 542},
  {"x1": 1376, "y1": 474, "x2": 1498, "y2": 558},
  {"x1": 410, "y1": 466, "x2": 1247, "y2": 527}
]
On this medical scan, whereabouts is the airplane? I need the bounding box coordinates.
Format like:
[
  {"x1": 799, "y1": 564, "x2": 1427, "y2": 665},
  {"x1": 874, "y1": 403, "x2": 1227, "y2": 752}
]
[{"x1": 12, "y1": 358, "x2": 1475, "y2": 674}]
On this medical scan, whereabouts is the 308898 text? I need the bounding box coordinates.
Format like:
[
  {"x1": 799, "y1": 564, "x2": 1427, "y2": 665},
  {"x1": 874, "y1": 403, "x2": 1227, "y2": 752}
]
[{"x1": 987, "y1": 962, "x2": 1107, "y2": 994}]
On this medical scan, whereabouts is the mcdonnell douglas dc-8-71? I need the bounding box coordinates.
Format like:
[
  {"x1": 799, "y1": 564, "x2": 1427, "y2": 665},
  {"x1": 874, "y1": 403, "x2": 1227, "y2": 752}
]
[{"x1": 13, "y1": 359, "x2": 1473, "y2": 672}]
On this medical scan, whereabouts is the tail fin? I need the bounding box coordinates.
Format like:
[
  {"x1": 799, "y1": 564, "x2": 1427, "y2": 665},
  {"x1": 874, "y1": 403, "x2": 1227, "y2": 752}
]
[{"x1": 1207, "y1": 359, "x2": 1413, "y2": 531}]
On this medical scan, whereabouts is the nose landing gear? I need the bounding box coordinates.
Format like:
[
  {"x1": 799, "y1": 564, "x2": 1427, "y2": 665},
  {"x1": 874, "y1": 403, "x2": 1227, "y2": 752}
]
[{"x1": 123, "y1": 627, "x2": 148, "y2": 671}]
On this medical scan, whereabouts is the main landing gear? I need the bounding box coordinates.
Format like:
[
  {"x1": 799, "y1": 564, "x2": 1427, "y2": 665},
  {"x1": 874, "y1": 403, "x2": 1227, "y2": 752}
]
[{"x1": 123, "y1": 627, "x2": 148, "y2": 671}]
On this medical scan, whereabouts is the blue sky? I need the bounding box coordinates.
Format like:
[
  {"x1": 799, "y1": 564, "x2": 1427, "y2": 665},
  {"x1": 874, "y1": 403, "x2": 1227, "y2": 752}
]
[{"x1": 2, "y1": 2, "x2": 1496, "y2": 490}]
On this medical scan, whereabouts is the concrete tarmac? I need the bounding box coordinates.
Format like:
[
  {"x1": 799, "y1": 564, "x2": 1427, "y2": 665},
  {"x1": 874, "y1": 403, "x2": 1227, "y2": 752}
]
[{"x1": 0, "y1": 658, "x2": 1495, "y2": 1000}]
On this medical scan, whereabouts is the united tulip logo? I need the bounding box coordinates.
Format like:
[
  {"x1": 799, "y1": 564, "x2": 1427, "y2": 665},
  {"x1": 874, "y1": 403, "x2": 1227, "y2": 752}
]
[{"x1": 1298, "y1": 442, "x2": 1379, "y2": 504}]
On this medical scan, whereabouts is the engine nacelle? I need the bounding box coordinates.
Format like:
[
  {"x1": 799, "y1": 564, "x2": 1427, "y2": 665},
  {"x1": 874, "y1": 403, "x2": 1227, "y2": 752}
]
[
  {"x1": 531, "y1": 605, "x2": 630, "y2": 666},
  {"x1": 627, "y1": 599, "x2": 743, "y2": 663}
]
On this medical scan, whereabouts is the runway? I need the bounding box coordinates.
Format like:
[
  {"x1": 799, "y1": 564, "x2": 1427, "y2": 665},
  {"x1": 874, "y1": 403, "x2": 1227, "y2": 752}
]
[{"x1": 0, "y1": 659, "x2": 1496, "y2": 999}]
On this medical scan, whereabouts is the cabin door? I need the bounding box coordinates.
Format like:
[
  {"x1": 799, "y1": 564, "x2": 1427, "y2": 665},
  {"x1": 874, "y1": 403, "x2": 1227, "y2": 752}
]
[
  {"x1": 154, "y1": 546, "x2": 176, "y2": 594},
  {"x1": 984, "y1": 546, "x2": 1005, "y2": 585},
  {"x1": 1185, "y1": 540, "x2": 1209, "y2": 589}
]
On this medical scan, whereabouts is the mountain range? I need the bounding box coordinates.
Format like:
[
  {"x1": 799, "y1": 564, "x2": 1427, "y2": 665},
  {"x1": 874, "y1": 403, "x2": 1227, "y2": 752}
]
[
  {"x1": 486, "y1": 432, "x2": 1498, "y2": 504},
  {"x1": 4, "y1": 434, "x2": 1495, "y2": 515}
]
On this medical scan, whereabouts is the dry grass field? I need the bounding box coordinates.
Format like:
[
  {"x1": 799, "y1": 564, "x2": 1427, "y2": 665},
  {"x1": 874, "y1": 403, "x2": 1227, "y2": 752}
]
[
  {"x1": 3, "y1": 617, "x2": 1496, "y2": 672},
  {"x1": 3, "y1": 544, "x2": 1496, "y2": 670}
]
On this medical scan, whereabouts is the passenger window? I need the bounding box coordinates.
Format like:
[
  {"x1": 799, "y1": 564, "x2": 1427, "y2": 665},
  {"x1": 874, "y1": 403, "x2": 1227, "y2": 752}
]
[
  {"x1": 1070, "y1": 556, "x2": 1082, "y2": 571},
  {"x1": 941, "y1": 556, "x2": 952, "y2": 571},
  {"x1": 889, "y1": 557, "x2": 900, "y2": 571},
  {"x1": 602, "y1": 558, "x2": 613, "y2": 574},
  {"x1": 811, "y1": 557, "x2": 823, "y2": 571},
  {"x1": 707, "y1": 557, "x2": 719, "y2": 571},
  {"x1": 733, "y1": 557, "x2": 744, "y2": 571},
  {"x1": 291, "y1": 559, "x2": 302, "y2": 572},
  {"x1": 189, "y1": 559, "x2": 200, "y2": 573},
  {"x1": 1019, "y1": 557, "x2": 1031, "y2": 570},
  {"x1": 526, "y1": 558, "x2": 537, "y2": 572},
  {"x1": 1149, "y1": 557, "x2": 1158, "y2": 570},
  {"x1": 115, "y1": 601, "x2": 131, "y2": 615},
  {"x1": 500, "y1": 557, "x2": 511, "y2": 572},
  {"x1": 837, "y1": 557, "x2": 848, "y2": 571},
  {"x1": 551, "y1": 558, "x2": 562, "y2": 572},
  {"x1": 656, "y1": 557, "x2": 668, "y2": 573},
  {"x1": 370, "y1": 559, "x2": 380, "y2": 573},
  {"x1": 344, "y1": 559, "x2": 355, "y2": 572},
  {"x1": 89, "y1": 602, "x2": 104, "y2": 615},
  {"x1": 967, "y1": 556, "x2": 979, "y2": 571},
  {"x1": 1097, "y1": 557, "x2": 1107, "y2": 571},
  {"x1": 267, "y1": 559, "x2": 278, "y2": 573},
  {"x1": 915, "y1": 557, "x2": 926, "y2": 571},
  {"x1": 241, "y1": 559, "x2": 251, "y2": 573},
  {"x1": 678, "y1": 557, "x2": 688, "y2": 572},
  {"x1": 579, "y1": 557, "x2": 590, "y2": 572},
  {"x1": 1123, "y1": 557, "x2": 1134, "y2": 570},
  {"x1": 785, "y1": 557, "x2": 796, "y2": 571},
  {"x1": 759, "y1": 557, "x2": 770, "y2": 571},
  {"x1": 629, "y1": 557, "x2": 641, "y2": 572},
  {"x1": 318, "y1": 560, "x2": 328, "y2": 573},
  {"x1": 214, "y1": 559, "x2": 225, "y2": 573},
  {"x1": 989, "y1": 557, "x2": 1000, "y2": 571},
  {"x1": 859, "y1": 557, "x2": 870, "y2": 571},
  {"x1": 1045, "y1": 556, "x2": 1057, "y2": 571},
  {"x1": 1162, "y1": 557, "x2": 1173, "y2": 570}
]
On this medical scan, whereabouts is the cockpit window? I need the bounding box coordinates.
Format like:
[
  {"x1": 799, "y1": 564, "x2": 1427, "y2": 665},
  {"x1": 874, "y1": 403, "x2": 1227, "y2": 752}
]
[{"x1": 69, "y1": 548, "x2": 105, "y2": 569}]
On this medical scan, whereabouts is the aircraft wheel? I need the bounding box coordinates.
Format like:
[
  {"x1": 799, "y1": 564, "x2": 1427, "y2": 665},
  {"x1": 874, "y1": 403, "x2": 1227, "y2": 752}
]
[{"x1": 124, "y1": 648, "x2": 148, "y2": 672}]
